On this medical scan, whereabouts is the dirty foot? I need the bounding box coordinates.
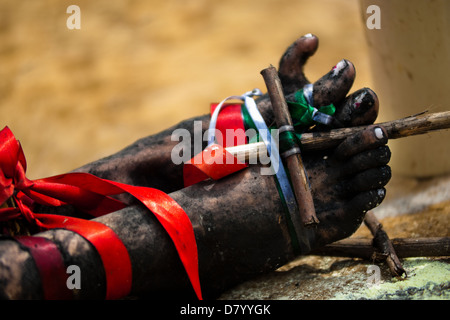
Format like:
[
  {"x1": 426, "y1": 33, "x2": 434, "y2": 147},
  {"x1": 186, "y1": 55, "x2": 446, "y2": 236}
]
[
  {"x1": 274, "y1": 33, "x2": 390, "y2": 247},
  {"x1": 304, "y1": 125, "x2": 391, "y2": 248},
  {"x1": 71, "y1": 35, "x2": 391, "y2": 249}
]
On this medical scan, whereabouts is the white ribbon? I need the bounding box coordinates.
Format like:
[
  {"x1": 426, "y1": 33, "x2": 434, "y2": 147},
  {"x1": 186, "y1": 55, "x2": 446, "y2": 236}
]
[
  {"x1": 208, "y1": 89, "x2": 262, "y2": 146},
  {"x1": 208, "y1": 89, "x2": 311, "y2": 252},
  {"x1": 302, "y1": 83, "x2": 314, "y2": 106}
]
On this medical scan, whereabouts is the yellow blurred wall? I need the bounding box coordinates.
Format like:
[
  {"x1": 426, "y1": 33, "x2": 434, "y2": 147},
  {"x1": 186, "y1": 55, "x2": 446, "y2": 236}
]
[{"x1": 0, "y1": 0, "x2": 372, "y2": 179}]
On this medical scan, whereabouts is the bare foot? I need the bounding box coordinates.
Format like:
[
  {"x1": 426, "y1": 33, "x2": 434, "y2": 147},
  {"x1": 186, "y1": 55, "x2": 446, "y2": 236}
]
[
  {"x1": 276, "y1": 33, "x2": 390, "y2": 247},
  {"x1": 71, "y1": 33, "x2": 391, "y2": 250}
]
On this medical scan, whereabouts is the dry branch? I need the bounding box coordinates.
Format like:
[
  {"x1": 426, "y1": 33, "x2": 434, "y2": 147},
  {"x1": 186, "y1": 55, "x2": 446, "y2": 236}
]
[
  {"x1": 310, "y1": 237, "x2": 450, "y2": 259},
  {"x1": 364, "y1": 211, "x2": 405, "y2": 277},
  {"x1": 260, "y1": 65, "x2": 318, "y2": 226},
  {"x1": 226, "y1": 111, "x2": 450, "y2": 160}
]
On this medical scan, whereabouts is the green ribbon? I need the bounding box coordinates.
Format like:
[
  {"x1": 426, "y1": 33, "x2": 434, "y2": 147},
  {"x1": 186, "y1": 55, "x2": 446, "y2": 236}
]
[
  {"x1": 287, "y1": 90, "x2": 336, "y2": 130},
  {"x1": 244, "y1": 88, "x2": 335, "y2": 147},
  {"x1": 278, "y1": 130, "x2": 301, "y2": 155}
]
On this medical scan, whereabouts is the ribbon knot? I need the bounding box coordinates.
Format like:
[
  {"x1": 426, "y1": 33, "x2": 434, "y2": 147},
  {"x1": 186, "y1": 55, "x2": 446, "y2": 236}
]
[
  {"x1": 286, "y1": 89, "x2": 336, "y2": 129},
  {"x1": 0, "y1": 126, "x2": 126, "y2": 220},
  {"x1": 13, "y1": 159, "x2": 33, "y2": 191},
  {"x1": 0, "y1": 128, "x2": 41, "y2": 226},
  {"x1": 0, "y1": 127, "x2": 26, "y2": 203}
]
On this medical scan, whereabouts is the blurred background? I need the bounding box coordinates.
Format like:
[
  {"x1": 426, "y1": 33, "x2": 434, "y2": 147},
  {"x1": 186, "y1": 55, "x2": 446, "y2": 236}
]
[{"x1": 0, "y1": 0, "x2": 373, "y2": 179}]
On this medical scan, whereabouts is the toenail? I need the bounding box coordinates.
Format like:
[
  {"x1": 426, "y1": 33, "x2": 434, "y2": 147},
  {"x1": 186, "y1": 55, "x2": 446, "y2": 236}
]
[
  {"x1": 303, "y1": 33, "x2": 313, "y2": 38},
  {"x1": 374, "y1": 127, "x2": 384, "y2": 139},
  {"x1": 332, "y1": 59, "x2": 347, "y2": 77},
  {"x1": 353, "y1": 91, "x2": 367, "y2": 109}
]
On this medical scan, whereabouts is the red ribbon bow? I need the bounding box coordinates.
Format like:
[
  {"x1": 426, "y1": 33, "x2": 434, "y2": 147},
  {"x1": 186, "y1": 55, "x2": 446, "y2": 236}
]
[{"x1": 0, "y1": 126, "x2": 202, "y2": 300}]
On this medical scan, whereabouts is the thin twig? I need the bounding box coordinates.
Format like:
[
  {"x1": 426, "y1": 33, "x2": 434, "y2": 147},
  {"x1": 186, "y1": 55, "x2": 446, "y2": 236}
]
[
  {"x1": 260, "y1": 65, "x2": 318, "y2": 227},
  {"x1": 310, "y1": 237, "x2": 450, "y2": 259},
  {"x1": 364, "y1": 211, "x2": 406, "y2": 277},
  {"x1": 226, "y1": 111, "x2": 450, "y2": 159},
  {"x1": 300, "y1": 110, "x2": 450, "y2": 151}
]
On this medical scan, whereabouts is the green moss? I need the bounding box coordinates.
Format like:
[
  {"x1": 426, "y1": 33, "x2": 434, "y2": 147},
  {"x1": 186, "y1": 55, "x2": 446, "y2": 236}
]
[{"x1": 332, "y1": 258, "x2": 450, "y2": 300}]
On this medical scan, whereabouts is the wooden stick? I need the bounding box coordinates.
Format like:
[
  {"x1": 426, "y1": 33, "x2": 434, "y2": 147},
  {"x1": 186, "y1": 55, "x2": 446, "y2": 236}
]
[
  {"x1": 225, "y1": 111, "x2": 450, "y2": 160},
  {"x1": 260, "y1": 65, "x2": 319, "y2": 227},
  {"x1": 364, "y1": 211, "x2": 405, "y2": 277},
  {"x1": 310, "y1": 237, "x2": 450, "y2": 259},
  {"x1": 302, "y1": 110, "x2": 450, "y2": 151}
]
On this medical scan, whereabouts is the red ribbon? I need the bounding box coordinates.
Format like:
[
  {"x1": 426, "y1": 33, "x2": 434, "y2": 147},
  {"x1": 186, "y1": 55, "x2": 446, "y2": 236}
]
[
  {"x1": 183, "y1": 103, "x2": 248, "y2": 187},
  {"x1": 211, "y1": 103, "x2": 247, "y2": 148},
  {"x1": 35, "y1": 214, "x2": 134, "y2": 300},
  {"x1": 0, "y1": 126, "x2": 202, "y2": 300},
  {"x1": 17, "y1": 236, "x2": 73, "y2": 300},
  {"x1": 183, "y1": 143, "x2": 247, "y2": 187}
]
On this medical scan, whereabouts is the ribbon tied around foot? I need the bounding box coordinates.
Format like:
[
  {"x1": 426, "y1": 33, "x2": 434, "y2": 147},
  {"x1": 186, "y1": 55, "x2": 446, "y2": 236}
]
[{"x1": 0, "y1": 126, "x2": 202, "y2": 300}]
